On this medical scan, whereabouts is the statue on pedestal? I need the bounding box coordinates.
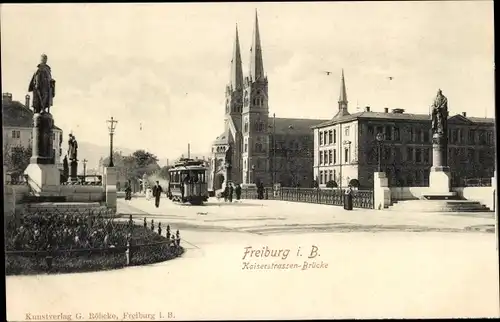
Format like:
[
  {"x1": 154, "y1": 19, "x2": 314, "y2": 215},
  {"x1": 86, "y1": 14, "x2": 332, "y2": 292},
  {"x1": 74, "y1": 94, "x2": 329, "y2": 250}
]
[
  {"x1": 68, "y1": 134, "x2": 78, "y2": 162},
  {"x1": 28, "y1": 54, "x2": 56, "y2": 114},
  {"x1": 68, "y1": 134, "x2": 79, "y2": 181},
  {"x1": 431, "y1": 89, "x2": 448, "y2": 137}
]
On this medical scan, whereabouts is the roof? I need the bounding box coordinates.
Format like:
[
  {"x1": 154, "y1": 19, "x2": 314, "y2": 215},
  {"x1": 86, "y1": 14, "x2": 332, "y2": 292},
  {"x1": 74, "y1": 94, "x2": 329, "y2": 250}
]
[
  {"x1": 2, "y1": 99, "x2": 63, "y2": 131},
  {"x1": 312, "y1": 111, "x2": 495, "y2": 129},
  {"x1": 269, "y1": 117, "x2": 328, "y2": 135},
  {"x1": 213, "y1": 128, "x2": 231, "y2": 145}
]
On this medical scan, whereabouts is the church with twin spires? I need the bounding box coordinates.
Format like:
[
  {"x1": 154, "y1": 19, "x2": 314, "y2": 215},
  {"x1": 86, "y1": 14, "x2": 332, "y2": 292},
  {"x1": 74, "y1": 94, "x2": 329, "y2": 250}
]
[{"x1": 209, "y1": 11, "x2": 329, "y2": 190}]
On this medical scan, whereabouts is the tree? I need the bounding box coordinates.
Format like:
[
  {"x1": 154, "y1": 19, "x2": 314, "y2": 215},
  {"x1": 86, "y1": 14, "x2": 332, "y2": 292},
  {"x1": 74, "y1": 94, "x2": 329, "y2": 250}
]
[
  {"x1": 326, "y1": 180, "x2": 338, "y2": 188},
  {"x1": 4, "y1": 144, "x2": 32, "y2": 179},
  {"x1": 158, "y1": 165, "x2": 172, "y2": 180}
]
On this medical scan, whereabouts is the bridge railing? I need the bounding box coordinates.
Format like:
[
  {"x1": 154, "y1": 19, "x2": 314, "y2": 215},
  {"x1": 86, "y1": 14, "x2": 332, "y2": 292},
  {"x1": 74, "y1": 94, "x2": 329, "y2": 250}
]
[{"x1": 241, "y1": 187, "x2": 374, "y2": 209}]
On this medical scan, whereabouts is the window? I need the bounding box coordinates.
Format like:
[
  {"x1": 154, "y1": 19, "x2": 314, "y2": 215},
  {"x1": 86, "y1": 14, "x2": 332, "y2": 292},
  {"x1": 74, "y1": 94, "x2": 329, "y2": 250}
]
[
  {"x1": 487, "y1": 131, "x2": 494, "y2": 145},
  {"x1": 385, "y1": 126, "x2": 392, "y2": 140},
  {"x1": 319, "y1": 151, "x2": 323, "y2": 165},
  {"x1": 244, "y1": 143, "x2": 248, "y2": 153},
  {"x1": 423, "y1": 148, "x2": 430, "y2": 163},
  {"x1": 452, "y1": 129, "x2": 459, "y2": 144},
  {"x1": 468, "y1": 130, "x2": 476, "y2": 144},
  {"x1": 394, "y1": 127, "x2": 400, "y2": 141},
  {"x1": 344, "y1": 126, "x2": 349, "y2": 136},
  {"x1": 368, "y1": 125, "x2": 374, "y2": 136},
  {"x1": 323, "y1": 132, "x2": 328, "y2": 145},
  {"x1": 416, "y1": 149, "x2": 422, "y2": 163},
  {"x1": 344, "y1": 148, "x2": 349, "y2": 163},
  {"x1": 459, "y1": 129, "x2": 465, "y2": 143},
  {"x1": 333, "y1": 129, "x2": 337, "y2": 143},
  {"x1": 244, "y1": 120, "x2": 249, "y2": 133},
  {"x1": 394, "y1": 147, "x2": 402, "y2": 162},
  {"x1": 423, "y1": 130, "x2": 430, "y2": 143},
  {"x1": 319, "y1": 171, "x2": 324, "y2": 184},
  {"x1": 334, "y1": 170, "x2": 337, "y2": 182},
  {"x1": 407, "y1": 147, "x2": 414, "y2": 161},
  {"x1": 328, "y1": 130, "x2": 333, "y2": 144},
  {"x1": 478, "y1": 130, "x2": 486, "y2": 145},
  {"x1": 319, "y1": 132, "x2": 323, "y2": 145},
  {"x1": 408, "y1": 127, "x2": 414, "y2": 141},
  {"x1": 333, "y1": 149, "x2": 337, "y2": 164},
  {"x1": 328, "y1": 150, "x2": 333, "y2": 164},
  {"x1": 467, "y1": 148, "x2": 474, "y2": 161},
  {"x1": 329, "y1": 170, "x2": 333, "y2": 182},
  {"x1": 11, "y1": 130, "x2": 20, "y2": 139}
]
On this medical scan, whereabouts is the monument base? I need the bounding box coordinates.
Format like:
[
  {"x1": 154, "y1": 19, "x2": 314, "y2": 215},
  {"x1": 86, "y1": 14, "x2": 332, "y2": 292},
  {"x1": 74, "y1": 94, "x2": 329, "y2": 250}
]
[
  {"x1": 24, "y1": 163, "x2": 61, "y2": 195},
  {"x1": 423, "y1": 166, "x2": 458, "y2": 200}
]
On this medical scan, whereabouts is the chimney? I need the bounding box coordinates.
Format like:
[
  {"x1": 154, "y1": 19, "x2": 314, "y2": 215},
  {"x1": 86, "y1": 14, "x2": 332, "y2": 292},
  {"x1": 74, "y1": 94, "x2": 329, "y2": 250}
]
[
  {"x1": 2, "y1": 93, "x2": 12, "y2": 104},
  {"x1": 365, "y1": 106, "x2": 371, "y2": 112},
  {"x1": 384, "y1": 107, "x2": 389, "y2": 113},
  {"x1": 462, "y1": 112, "x2": 467, "y2": 117},
  {"x1": 25, "y1": 94, "x2": 31, "y2": 109}
]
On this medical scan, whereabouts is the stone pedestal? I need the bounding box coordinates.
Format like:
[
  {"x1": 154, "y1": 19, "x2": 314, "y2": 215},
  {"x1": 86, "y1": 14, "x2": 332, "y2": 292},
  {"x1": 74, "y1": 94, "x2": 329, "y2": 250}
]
[
  {"x1": 425, "y1": 133, "x2": 457, "y2": 198},
  {"x1": 104, "y1": 167, "x2": 117, "y2": 211},
  {"x1": 374, "y1": 172, "x2": 391, "y2": 210},
  {"x1": 69, "y1": 160, "x2": 78, "y2": 182},
  {"x1": 24, "y1": 163, "x2": 61, "y2": 195},
  {"x1": 30, "y1": 113, "x2": 55, "y2": 165}
]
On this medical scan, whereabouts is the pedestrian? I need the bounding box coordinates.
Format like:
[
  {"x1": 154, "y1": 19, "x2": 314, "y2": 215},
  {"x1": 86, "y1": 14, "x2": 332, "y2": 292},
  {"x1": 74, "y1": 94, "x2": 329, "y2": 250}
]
[
  {"x1": 152, "y1": 181, "x2": 163, "y2": 208},
  {"x1": 125, "y1": 180, "x2": 132, "y2": 200},
  {"x1": 228, "y1": 183, "x2": 234, "y2": 202},
  {"x1": 235, "y1": 183, "x2": 242, "y2": 202},
  {"x1": 143, "y1": 217, "x2": 147, "y2": 228},
  {"x1": 223, "y1": 184, "x2": 229, "y2": 202}
]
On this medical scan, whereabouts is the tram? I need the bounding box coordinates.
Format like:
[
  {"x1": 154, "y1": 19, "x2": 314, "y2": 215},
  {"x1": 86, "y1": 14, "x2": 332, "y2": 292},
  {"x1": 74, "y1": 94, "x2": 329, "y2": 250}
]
[{"x1": 167, "y1": 158, "x2": 209, "y2": 205}]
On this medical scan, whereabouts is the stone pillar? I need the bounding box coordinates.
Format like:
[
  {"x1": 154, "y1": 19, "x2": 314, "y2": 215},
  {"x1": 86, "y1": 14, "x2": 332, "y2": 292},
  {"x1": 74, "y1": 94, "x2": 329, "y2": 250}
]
[
  {"x1": 104, "y1": 167, "x2": 117, "y2": 211},
  {"x1": 24, "y1": 112, "x2": 61, "y2": 195},
  {"x1": 30, "y1": 113, "x2": 55, "y2": 164},
  {"x1": 428, "y1": 133, "x2": 452, "y2": 193},
  {"x1": 69, "y1": 160, "x2": 78, "y2": 182},
  {"x1": 374, "y1": 172, "x2": 391, "y2": 210}
]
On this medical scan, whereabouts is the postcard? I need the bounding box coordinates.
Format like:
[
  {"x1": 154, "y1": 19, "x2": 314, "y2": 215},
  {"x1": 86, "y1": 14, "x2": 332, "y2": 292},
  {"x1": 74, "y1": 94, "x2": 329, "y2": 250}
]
[{"x1": 3, "y1": 2, "x2": 498, "y2": 320}]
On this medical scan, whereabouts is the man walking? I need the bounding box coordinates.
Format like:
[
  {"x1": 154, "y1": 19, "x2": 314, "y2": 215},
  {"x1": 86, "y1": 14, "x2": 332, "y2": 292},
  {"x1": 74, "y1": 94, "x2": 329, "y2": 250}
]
[
  {"x1": 152, "y1": 181, "x2": 163, "y2": 208},
  {"x1": 228, "y1": 183, "x2": 234, "y2": 202},
  {"x1": 235, "y1": 183, "x2": 242, "y2": 202}
]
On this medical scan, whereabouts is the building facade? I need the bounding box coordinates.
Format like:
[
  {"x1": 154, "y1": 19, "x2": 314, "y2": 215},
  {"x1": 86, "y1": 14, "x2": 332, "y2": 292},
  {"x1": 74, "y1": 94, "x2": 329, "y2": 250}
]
[
  {"x1": 210, "y1": 12, "x2": 327, "y2": 190},
  {"x1": 2, "y1": 93, "x2": 63, "y2": 169},
  {"x1": 313, "y1": 84, "x2": 496, "y2": 189}
]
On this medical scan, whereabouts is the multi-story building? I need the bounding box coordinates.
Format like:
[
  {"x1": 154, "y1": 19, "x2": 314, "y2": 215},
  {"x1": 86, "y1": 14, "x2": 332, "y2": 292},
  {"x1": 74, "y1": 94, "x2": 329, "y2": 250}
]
[
  {"x1": 312, "y1": 81, "x2": 496, "y2": 189},
  {"x1": 210, "y1": 12, "x2": 327, "y2": 190},
  {"x1": 2, "y1": 93, "x2": 64, "y2": 169}
]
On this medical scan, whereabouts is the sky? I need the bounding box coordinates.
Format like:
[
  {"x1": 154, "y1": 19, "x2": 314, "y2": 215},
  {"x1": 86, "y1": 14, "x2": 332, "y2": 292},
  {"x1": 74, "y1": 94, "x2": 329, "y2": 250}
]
[{"x1": 1, "y1": 2, "x2": 495, "y2": 160}]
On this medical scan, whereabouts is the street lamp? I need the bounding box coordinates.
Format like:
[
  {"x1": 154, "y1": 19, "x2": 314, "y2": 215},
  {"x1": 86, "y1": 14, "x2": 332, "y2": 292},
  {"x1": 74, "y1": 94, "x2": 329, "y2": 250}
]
[
  {"x1": 106, "y1": 117, "x2": 118, "y2": 167},
  {"x1": 376, "y1": 133, "x2": 384, "y2": 172},
  {"x1": 251, "y1": 164, "x2": 255, "y2": 184},
  {"x1": 82, "y1": 159, "x2": 88, "y2": 181}
]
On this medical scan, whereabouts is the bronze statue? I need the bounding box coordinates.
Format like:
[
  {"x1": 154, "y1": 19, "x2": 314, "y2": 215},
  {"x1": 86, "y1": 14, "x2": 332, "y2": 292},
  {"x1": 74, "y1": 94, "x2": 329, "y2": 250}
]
[
  {"x1": 28, "y1": 54, "x2": 56, "y2": 113},
  {"x1": 68, "y1": 134, "x2": 78, "y2": 161},
  {"x1": 431, "y1": 89, "x2": 448, "y2": 136},
  {"x1": 63, "y1": 156, "x2": 69, "y2": 178}
]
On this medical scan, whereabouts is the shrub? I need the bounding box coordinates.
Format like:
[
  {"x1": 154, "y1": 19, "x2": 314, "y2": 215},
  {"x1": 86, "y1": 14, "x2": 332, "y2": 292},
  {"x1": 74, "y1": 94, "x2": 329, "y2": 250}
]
[{"x1": 326, "y1": 180, "x2": 338, "y2": 188}]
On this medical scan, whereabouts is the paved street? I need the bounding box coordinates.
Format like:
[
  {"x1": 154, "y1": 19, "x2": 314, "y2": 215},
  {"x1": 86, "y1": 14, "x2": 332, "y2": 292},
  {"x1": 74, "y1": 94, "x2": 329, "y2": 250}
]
[{"x1": 6, "y1": 197, "x2": 499, "y2": 320}]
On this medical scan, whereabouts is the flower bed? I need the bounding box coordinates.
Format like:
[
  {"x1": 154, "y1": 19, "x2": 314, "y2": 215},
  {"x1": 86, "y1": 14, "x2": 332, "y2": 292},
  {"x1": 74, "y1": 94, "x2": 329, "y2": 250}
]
[{"x1": 5, "y1": 212, "x2": 183, "y2": 275}]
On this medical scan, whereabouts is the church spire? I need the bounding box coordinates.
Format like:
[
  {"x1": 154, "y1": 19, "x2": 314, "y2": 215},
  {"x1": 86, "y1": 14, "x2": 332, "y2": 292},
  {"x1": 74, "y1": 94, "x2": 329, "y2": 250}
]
[
  {"x1": 230, "y1": 24, "x2": 243, "y2": 91},
  {"x1": 335, "y1": 69, "x2": 350, "y2": 118},
  {"x1": 338, "y1": 69, "x2": 348, "y2": 104},
  {"x1": 249, "y1": 10, "x2": 265, "y2": 81}
]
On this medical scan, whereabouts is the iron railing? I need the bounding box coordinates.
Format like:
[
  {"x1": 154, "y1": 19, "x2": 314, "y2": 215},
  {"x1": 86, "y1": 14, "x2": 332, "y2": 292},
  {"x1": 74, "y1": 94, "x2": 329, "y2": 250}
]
[
  {"x1": 463, "y1": 178, "x2": 492, "y2": 187},
  {"x1": 241, "y1": 187, "x2": 374, "y2": 209}
]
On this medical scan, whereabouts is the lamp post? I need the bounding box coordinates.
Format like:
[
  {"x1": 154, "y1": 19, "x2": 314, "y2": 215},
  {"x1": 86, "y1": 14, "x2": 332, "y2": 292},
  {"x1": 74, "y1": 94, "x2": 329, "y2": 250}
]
[
  {"x1": 106, "y1": 117, "x2": 118, "y2": 167},
  {"x1": 251, "y1": 164, "x2": 255, "y2": 184},
  {"x1": 376, "y1": 133, "x2": 384, "y2": 172},
  {"x1": 82, "y1": 159, "x2": 88, "y2": 181}
]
